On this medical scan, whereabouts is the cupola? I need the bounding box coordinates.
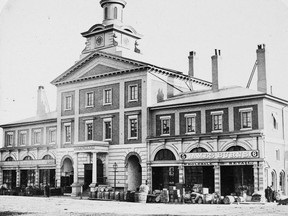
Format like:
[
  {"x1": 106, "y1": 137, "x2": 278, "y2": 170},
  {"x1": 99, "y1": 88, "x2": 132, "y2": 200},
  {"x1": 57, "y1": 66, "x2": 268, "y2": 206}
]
[{"x1": 100, "y1": 0, "x2": 127, "y2": 26}]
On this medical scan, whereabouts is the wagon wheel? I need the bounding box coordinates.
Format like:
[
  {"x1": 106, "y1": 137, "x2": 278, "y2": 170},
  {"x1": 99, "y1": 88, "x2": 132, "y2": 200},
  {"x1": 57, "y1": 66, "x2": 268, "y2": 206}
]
[{"x1": 197, "y1": 197, "x2": 203, "y2": 204}]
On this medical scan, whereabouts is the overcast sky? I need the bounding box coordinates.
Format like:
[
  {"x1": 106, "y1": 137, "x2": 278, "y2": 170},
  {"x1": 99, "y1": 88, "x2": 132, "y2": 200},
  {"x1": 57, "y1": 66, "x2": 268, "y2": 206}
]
[{"x1": 1, "y1": 0, "x2": 288, "y2": 126}]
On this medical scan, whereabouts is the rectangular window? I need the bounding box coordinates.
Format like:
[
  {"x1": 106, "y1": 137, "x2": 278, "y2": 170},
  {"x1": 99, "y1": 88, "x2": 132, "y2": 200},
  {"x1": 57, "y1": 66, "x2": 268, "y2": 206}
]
[
  {"x1": 211, "y1": 111, "x2": 223, "y2": 132},
  {"x1": 85, "y1": 120, "x2": 93, "y2": 141},
  {"x1": 65, "y1": 96, "x2": 72, "y2": 110},
  {"x1": 33, "y1": 129, "x2": 41, "y2": 145},
  {"x1": 129, "y1": 84, "x2": 138, "y2": 101},
  {"x1": 239, "y1": 108, "x2": 253, "y2": 130},
  {"x1": 86, "y1": 92, "x2": 94, "y2": 107},
  {"x1": 185, "y1": 114, "x2": 196, "y2": 134},
  {"x1": 64, "y1": 124, "x2": 71, "y2": 143},
  {"x1": 49, "y1": 128, "x2": 56, "y2": 144},
  {"x1": 104, "y1": 89, "x2": 112, "y2": 105},
  {"x1": 6, "y1": 132, "x2": 14, "y2": 146},
  {"x1": 103, "y1": 118, "x2": 112, "y2": 140},
  {"x1": 19, "y1": 131, "x2": 27, "y2": 145},
  {"x1": 128, "y1": 115, "x2": 138, "y2": 139},
  {"x1": 160, "y1": 116, "x2": 171, "y2": 135},
  {"x1": 276, "y1": 149, "x2": 280, "y2": 160}
]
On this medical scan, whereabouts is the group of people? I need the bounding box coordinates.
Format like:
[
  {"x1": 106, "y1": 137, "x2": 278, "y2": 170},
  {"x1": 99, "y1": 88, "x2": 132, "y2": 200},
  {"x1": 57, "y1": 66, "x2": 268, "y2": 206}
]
[{"x1": 265, "y1": 185, "x2": 279, "y2": 202}]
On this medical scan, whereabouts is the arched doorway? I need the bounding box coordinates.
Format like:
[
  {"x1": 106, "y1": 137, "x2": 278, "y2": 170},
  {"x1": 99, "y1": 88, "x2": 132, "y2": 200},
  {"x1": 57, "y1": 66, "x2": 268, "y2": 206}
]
[
  {"x1": 185, "y1": 147, "x2": 214, "y2": 193},
  {"x1": 127, "y1": 155, "x2": 142, "y2": 191},
  {"x1": 220, "y1": 146, "x2": 254, "y2": 196},
  {"x1": 61, "y1": 157, "x2": 73, "y2": 193},
  {"x1": 152, "y1": 149, "x2": 178, "y2": 191}
]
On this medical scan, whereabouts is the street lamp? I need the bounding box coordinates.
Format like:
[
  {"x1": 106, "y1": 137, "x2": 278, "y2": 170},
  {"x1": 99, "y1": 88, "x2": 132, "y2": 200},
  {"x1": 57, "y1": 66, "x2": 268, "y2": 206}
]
[{"x1": 113, "y1": 162, "x2": 118, "y2": 193}]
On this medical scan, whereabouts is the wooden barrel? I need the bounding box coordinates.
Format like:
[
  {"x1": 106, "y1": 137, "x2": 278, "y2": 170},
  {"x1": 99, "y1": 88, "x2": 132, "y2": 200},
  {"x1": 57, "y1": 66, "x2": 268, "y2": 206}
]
[
  {"x1": 138, "y1": 192, "x2": 147, "y2": 203},
  {"x1": 96, "y1": 191, "x2": 101, "y2": 199},
  {"x1": 104, "y1": 191, "x2": 109, "y2": 200},
  {"x1": 224, "y1": 195, "x2": 235, "y2": 204},
  {"x1": 119, "y1": 191, "x2": 124, "y2": 201},
  {"x1": 110, "y1": 191, "x2": 115, "y2": 200}
]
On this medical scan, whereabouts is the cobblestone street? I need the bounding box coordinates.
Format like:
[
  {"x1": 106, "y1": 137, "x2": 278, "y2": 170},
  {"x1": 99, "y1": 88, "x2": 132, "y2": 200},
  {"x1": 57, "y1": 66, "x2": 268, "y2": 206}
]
[{"x1": 1, "y1": 196, "x2": 288, "y2": 216}]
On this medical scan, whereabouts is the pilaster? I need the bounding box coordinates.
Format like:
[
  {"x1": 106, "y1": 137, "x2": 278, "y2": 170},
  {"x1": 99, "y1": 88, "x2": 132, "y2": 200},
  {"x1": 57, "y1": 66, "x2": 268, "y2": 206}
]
[{"x1": 214, "y1": 164, "x2": 221, "y2": 194}]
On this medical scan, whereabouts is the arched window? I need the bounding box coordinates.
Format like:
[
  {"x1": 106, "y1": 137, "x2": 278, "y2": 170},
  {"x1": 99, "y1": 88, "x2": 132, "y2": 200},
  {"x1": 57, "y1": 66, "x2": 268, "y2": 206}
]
[
  {"x1": 23, "y1": 156, "x2": 32, "y2": 160},
  {"x1": 114, "y1": 7, "x2": 117, "y2": 19},
  {"x1": 280, "y1": 171, "x2": 285, "y2": 192},
  {"x1": 271, "y1": 170, "x2": 277, "y2": 191},
  {"x1": 104, "y1": 7, "x2": 108, "y2": 19},
  {"x1": 226, "y1": 146, "x2": 246, "y2": 151},
  {"x1": 154, "y1": 149, "x2": 175, "y2": 161},
  {"x1": 190, "y1": 147, "x2": 207, "y2": 153},
  {"x1": 42, "y1": 155, "x2": 53, "y2": 160},
  {"x1": 5, "y1": 157, "x2": 14, "y2": 161}
]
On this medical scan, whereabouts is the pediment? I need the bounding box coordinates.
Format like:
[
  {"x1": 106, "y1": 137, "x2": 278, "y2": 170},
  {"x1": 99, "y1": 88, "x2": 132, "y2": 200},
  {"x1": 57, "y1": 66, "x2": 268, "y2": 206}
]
[
  {"x1": 51, "y1": 51, "x2": 146, "y2": 85},
  {"x1": 80, "y1": 64, "x2": 118, "y2": 78}
]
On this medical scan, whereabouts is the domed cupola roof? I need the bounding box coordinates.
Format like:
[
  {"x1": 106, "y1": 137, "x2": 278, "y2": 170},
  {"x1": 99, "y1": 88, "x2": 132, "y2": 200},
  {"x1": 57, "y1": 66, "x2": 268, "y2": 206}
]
[{"x1": 100, "y1": 0, "x2": 127, "y2": 26}]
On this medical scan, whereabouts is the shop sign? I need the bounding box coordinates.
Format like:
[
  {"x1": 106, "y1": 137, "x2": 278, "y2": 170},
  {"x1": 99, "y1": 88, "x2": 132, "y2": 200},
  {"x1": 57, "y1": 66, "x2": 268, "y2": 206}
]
[
  {"x1": 74, "y1": 145, "x2": 97, "y2": 151},
  {"x1": 179, "y1": 150, "x2": 259, "y2": 160},
  {"x1": 221, "y1": 161, "x2": 254, "y2": 165},
  {"x1": 184, "y1": 162, "x2": 213, "y2": 166}
]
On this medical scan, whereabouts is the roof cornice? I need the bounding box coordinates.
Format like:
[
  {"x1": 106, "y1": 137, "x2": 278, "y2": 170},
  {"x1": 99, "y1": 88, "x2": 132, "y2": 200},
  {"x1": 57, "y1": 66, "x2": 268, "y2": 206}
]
[{"x1": 0, "y1": 118, "x2": 57, "y2": 129}]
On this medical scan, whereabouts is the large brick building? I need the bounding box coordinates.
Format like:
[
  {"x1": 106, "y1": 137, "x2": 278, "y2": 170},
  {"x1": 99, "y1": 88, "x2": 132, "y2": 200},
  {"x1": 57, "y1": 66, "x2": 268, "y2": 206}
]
[{"x1": 1, "y1": 0, "x2": 287, "y2": 199}]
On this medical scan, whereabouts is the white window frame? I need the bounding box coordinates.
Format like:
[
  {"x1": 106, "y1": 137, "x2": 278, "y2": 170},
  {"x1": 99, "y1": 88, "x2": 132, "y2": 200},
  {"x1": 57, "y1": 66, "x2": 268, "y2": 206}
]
[
  {"x1": 185, "y1": 113, "x2": 196, "y2": 134},
  {"x1": 85, "y1": 91, "x2": 94, "y2": 107},
  {"x1": 65, "y1": 95, "x2": 72, "y2": 110},
  {"x1": 103, "y1": 88, "x2": 112, "y2": 105},
  {"x1": 85, "y1": 120, "x2": 93, "y2": 141},
  {"x1": 103, "y1": 118, "x2": 112, "y2": 141},
  {"x1": 6, "y1": 132, "x2": 14, "y2": 147},
  {"x1": 160, "y1": 116, "x2": 171, "y2": 136},
  {"x1": 33, "y1": 129, "x2": 41, "y2": 145},
  {"x1": 211, "y1": 111, "x2": 223, "y2": 132},
  {"x1": 19, "y1": 131, "x2": 27, "y2": 146},
  {"x1": 64, "y1": 123, "x2": 72, "y2": 144},
  {"x1": 239, "y1": 108, "x2": 253, "y2": 130},
  {"x1": 128, "y1": 115, "x2": 138, "y2": 139},
  {"x1": 48, "y1": 128, "x2": 56, "y2": 144},
  {"x1": 128, "y1": 84, "x2": 138, "y2": 102}
]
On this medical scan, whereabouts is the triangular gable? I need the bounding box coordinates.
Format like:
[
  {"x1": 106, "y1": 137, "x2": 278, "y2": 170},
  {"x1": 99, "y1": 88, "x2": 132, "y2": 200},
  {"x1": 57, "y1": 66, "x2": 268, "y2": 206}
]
[
  {"x1": 80, "y1": 64, "x2": 118, "y2": 78},
  {"x1": 51, "y1": 51, "x2": 147, "y2": 85}
]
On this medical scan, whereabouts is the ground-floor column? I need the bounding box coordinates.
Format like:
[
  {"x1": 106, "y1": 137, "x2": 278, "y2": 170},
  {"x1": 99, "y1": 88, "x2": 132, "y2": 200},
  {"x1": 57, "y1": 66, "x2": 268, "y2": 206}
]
[
  {"x1": 71, "y1": 153, "x2": 81, "y2": 197},
  {"x1": 89, "y1": 152, "x2": 97, "y2": 192},
  {"x1": 16, "y1": 167, "x2": 20, "y2": 187},
  {"x1": 0, "y1": 167, "x2": 2, "y2": 184},
  {"x1": 178, "y1": 164, "x2": 184, "y2": 184},
  {"x1": 214, "y1": 164, "x2": 221, "y2": 194},
  {"x1": 254, "y1": 162, "x2": 264, "y2": 192},
  {"x1": 35, "y1": 166, "x2": 39, "y2": 187},
  {"x1": 146, "y1": 164, "x2": 152, "y2": 192}
]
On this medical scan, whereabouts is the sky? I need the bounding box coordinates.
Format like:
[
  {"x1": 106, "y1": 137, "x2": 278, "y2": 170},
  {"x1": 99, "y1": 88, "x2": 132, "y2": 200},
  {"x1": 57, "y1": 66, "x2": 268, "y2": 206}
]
[{"x1": 1, "y1": 0, "x2": 288, "y2": 127}]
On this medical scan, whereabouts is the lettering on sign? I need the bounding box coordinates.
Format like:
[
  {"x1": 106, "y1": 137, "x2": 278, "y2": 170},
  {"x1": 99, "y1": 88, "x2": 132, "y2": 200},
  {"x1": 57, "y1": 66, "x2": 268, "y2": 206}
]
[
  {"x1": 179, "y1": 150, "x2": 259, "y2": 160},
  {"x1": 75, "y1": 146, "x2": 96, "y2": 151},
  {"x1": 221, "y1": 161, "x2": 254, "y2": 165},
  {"x1": 184, "y1": 162, "x2": 212, "y2": 166}
]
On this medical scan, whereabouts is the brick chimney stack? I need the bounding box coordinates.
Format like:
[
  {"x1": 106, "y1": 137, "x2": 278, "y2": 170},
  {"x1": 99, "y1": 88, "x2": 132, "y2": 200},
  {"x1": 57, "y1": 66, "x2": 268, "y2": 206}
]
[
  {"x1": 188, "y1": 51, "x2": 196, "y2": 77},
  {"x1": 211, "y1": 49, "x2": 220, "y2": 92},
  {"x1": 256, "y1": 44, "x2": 267, "y2": 93},
  {"x1": 37, "y1": 86, "x2": 50, "y2": 116}
]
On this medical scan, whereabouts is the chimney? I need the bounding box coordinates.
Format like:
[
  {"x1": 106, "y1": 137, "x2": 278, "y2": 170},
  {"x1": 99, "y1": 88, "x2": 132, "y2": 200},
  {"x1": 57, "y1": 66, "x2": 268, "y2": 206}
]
[
  {"x1": 37, "y1": 86, "x2": 50, "y2": 116},
  {"x1": 256, "y1": 44, "x2": 267, "y2": 93},
  {"x1": 211, "y1": 49, "x2": 220, "y2": 92},
  {"x1": 188, "y1": 51, "x2": 196, "y2": 77}
]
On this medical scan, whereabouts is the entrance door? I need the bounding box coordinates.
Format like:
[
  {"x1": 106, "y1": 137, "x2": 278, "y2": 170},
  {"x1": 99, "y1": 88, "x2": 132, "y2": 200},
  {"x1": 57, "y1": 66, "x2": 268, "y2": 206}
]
[
  {"x1": 185, "y1": 166, "x2": 214, "y2": 193},
  {"x1": 20, "y1": 170, "x2": 28, "y2": 188},
  {"x1": 84, "y1": 164, "x2": 92, "y2": 190},
  {"x1": 127, "y1": 155, "x2": 142, "y2": 191},
  {"x1": 152, "y1": 166, "x2": 179, "y2": 191},
  {"x1": 97, "y1": 159, "x2": 104, "y2": 184},
  {"x1": 220, "y1": 165, "x2": 254, "y2": 196}
]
